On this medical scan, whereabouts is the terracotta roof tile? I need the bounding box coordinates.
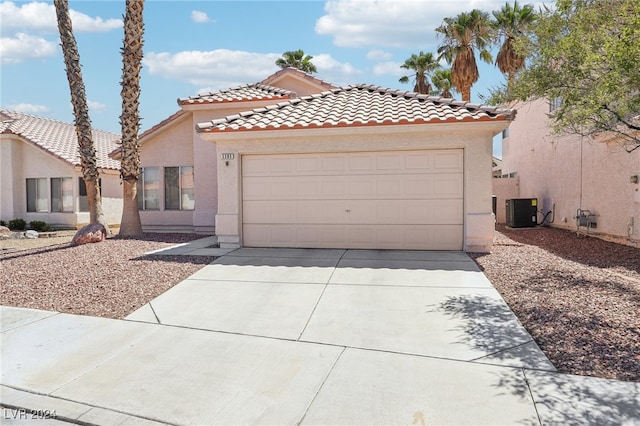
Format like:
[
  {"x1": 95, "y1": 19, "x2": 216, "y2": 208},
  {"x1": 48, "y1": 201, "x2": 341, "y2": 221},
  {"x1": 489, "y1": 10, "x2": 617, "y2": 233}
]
[
  {"x1": 178, "y1": 83, "x2": 294, "y2": 106},
  {"x1": 0, "y1": 109, "x2": 120, "y2": 170},
  {"x1": 196, "y1": 85, "x2": 516, "y2": 133},
  {"x1": 260, "y1": 67, "x2": 336, "y2": 90}
]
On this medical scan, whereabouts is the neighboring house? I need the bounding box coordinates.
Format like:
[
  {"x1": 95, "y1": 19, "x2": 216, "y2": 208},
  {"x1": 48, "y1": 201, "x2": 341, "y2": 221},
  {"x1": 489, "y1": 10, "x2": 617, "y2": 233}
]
[
  {"x1": 500, "y1": 98, "x2": 640, "y2": 246},
  {"x1": 492, "y1": 156, "x2": 502, "y2": 178},
  {"x1": 0, "y1": 109, "x2": 122, "y2": 230},
  {"x1": 115, "y1": 68, "x2": 513, "y2": 251}
]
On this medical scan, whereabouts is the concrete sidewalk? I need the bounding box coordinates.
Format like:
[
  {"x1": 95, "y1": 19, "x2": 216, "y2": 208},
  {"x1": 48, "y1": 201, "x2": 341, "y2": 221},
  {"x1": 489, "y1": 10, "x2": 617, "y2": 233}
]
[{"x1": 2, "y1": 246, "x2": 639, "y2": 425}]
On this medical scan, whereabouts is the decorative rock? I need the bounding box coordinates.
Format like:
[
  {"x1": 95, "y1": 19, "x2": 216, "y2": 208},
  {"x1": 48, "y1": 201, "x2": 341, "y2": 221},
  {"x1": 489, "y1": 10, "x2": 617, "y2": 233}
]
[
  {"x1": 71, "y1": 223, "x2": 107, "y2": 246},
  {"x1": 24, "y1": 230, "x2": 38, "y2": 239},
  {"x1": 0, "y1": 226, "x2": 11, "y2": 234}
]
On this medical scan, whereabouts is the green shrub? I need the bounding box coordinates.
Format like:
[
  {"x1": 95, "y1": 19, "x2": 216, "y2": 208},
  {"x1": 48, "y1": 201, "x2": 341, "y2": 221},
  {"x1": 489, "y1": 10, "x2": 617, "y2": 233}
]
[
  {"x1": 0, "y1": 220, "x2": 6, "y2": 227},
  {"x1": 8, "y1": 218, "x2": 26, "y2": 231},
  {"x1": 29, "y1": 220, "x2": 52, "y2": 232}
]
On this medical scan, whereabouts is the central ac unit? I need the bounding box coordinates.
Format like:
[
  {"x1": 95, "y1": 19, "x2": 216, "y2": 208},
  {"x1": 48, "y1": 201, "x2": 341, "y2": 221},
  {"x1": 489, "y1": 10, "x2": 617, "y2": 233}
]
[{"x1": 506, "y1": 198, "x2": 538, "y2": 228}]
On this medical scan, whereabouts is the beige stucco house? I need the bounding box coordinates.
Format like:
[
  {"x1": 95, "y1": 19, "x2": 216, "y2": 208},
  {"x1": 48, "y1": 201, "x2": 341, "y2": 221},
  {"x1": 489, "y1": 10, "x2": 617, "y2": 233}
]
[
  {"x1": 120, "y1": 68, "x2": 335, "y2": 234},
  {"x1": 500, "y1": 98, "x2": 640, "y2": 246},
  {"x1": 0, "y1": 109, "x2": 122, "y2": 229},
  {"x1": 132, "y1": 68, "x2": 514, "y2": 252}
]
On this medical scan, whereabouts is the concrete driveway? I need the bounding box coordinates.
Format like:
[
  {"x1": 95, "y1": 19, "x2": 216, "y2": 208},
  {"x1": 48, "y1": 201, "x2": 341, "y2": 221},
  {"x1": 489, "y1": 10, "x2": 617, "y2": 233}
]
[{"x1": 2, "y1": 248, "x2": 638, "y2": 425}]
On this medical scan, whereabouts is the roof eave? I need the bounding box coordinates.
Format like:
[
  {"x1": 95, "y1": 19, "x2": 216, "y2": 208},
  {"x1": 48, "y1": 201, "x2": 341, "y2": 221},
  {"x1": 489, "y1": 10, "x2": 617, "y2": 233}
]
[{"x1": 198, "y1": 118, "x2": 513, "y2": 140}]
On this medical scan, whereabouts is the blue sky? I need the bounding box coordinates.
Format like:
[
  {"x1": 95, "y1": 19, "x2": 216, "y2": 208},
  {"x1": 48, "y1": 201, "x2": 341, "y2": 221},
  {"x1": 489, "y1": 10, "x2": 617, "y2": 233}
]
[{"x1": 1, "y1": 0, "x2": 551, "y2": 157}]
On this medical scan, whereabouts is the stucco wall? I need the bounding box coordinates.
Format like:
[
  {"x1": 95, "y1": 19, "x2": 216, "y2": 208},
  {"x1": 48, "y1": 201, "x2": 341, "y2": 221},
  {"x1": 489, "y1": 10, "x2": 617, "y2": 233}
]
[
  {"x1": 202, "y1": 121, "x2": 506, "y2": 252},
  {"x1": 502, "y1": 98, "x2": 640, "y2": 245},
  {"x1": 138, "y1": 114, "x2": 196, "y2": 231},
  {"x1": 0, "y1": 137, "x2": 122, "y2": 229}
]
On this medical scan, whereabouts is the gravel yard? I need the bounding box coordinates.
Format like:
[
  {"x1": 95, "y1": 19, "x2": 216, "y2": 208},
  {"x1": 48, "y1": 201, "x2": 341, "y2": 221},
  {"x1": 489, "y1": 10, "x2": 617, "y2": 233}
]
[
  {"x1": 470, "y1": 225, "x2": 640, "y2": 382},
  {"x1": 1, "y1": 226, "x2": 638, "y2": 382},
  {"x1": 1, "y1": 233, "x2": 215, "y2": 319}
]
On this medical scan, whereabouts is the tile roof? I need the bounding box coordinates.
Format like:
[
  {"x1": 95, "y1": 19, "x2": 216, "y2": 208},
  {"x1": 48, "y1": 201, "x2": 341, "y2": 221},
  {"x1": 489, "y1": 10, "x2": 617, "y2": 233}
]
[
  {"x1": 0, "y1": 109, "x2": 120, "y2": 170},
  {"x1": 177, "y1": 68, "x2": 336, "y2": 106},
  {"x1": 178, "y1": 84, "x2": 294, "y2": 106},
  {"x1": 260, "y1": 67, "x2": 336, "y2": 91},
  {"x1": 196, "y1": 85, "x2": 516, "y2": 133}
]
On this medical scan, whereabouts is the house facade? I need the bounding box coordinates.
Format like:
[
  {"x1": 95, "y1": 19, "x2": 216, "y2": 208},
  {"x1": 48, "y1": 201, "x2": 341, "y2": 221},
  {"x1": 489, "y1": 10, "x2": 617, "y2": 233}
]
[
  {"x1": 120, "y1": 68, "x2": 513, "y2": 251},
  {"x1": 124, "y1": 68, "x2": 335, "y2": 234},
  {"x1": 0, "y1": 110, "x2": 122, "y2": 230},
  {"x1": 500, "y1": 98, "x2": 640, "y2": 246}
]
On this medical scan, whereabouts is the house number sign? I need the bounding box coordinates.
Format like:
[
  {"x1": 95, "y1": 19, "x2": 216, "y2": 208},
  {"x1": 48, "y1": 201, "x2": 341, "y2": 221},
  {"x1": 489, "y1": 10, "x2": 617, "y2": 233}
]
[{"x1": 220, "y1": 153, "x2": 235, "y2": 160}]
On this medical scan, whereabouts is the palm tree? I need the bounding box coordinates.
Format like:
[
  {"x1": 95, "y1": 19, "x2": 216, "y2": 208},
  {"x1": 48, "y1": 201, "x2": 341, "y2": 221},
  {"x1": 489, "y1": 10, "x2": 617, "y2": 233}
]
[
  {"x1": 398, "y1": 51, "x2": 441, "y2": 94},
  {"x1": 118, "y1": 0, "x2": 145, "y2": 237},
  {"x1": 275, "y1": 49, "x2": 317, "y2": 74},
  {"x1": 493, "y1": 1, "x2": 537, "y2": 86},
  {"x1": 436, "y1": 9, "x2": 495, "y2": 102},
  {"x1": 54, "y1": 0, "x2": 111, "y2": 236},
  {"x1": 431, "y1": 69, "x2": 456, "y2": 98}
]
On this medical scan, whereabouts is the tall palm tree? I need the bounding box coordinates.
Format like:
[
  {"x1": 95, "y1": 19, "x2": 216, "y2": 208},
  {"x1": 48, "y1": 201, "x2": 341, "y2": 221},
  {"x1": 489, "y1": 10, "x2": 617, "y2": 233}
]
[
  {"x1": 118, "y1": 0, "x2": 145, "y2": 237},
  {"x1": 275, "y1": 49, "x2": 317, "y2": 74},
  {"x1": 54, "y1": 0, "x2": 111, "y2": 235},
  {"x1": 431, "y1": 69, "x2": 456, "y2": 98},
  {"x1": 398, "y1": 51, "x2": 441, "y2": 94},
  {"x1": 493, "y1": 1, "x2": 537, "y2": 86},
  {"x1": 436, "y1": 9, "x2": 495, "y2": 102}
]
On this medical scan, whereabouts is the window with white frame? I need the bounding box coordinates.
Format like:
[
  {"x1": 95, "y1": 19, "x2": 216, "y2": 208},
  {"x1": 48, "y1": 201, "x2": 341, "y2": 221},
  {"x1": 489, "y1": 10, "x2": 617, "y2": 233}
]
[
  {"x1": 549, "y1": 97, "x2": 562, "y2": 112},
  {"x1": 26, "y1": 178, "x2": 48, "y2": 212},
  {"x1": 78, "y1": 177, "x2": 102, "y2": 212},
  {"x1": 165, "y1": 166, "x2": 194, "y2": 210},
  {"x1": 137, "y1": 167, "x2": 160, "y2": 210},
  {"x1": 51, "y1": 177, "x2": 73, "y2": 212}
]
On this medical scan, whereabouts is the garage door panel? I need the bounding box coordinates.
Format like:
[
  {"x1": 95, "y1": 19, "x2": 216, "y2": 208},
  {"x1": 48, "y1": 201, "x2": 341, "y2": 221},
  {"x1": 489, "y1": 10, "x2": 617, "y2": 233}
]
[
  {"x1": 344, "y1": 200, "x2": 463, "y2": 225},
  {"x1": 242, "y1": 149, "x2": 464, "y2": 250},
  {"x1": 435, "y1": 151, "x2": 464, "y2": 170},
  {"x1": 243, "y1": 200, "x2": 347, "y2": 224},
  {"x1": 243, "y1": 150, "x2": 463, "y2": 177},
  {"x1": 244, "y1": 174, "x2": 462, "y2": 201},
  {"x1": 243, "y1": 224, "x2": 463, "y2": 250},
  {"x1": 244, "y1": 199, "x2": 463, "y2": 226}
]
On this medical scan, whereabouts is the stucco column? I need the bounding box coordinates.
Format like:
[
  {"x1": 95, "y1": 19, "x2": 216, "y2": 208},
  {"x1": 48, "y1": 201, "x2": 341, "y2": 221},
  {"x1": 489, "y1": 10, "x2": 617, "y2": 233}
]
[
  {"x1": 0, "y1": 140, "x2": 16, "y2": 220},
  {"x1": 463, "y1": 137, "x2": 494, "y2": 252},
  {"x1": 214, "y1": 143, "x2": 240, "y2": 248}
]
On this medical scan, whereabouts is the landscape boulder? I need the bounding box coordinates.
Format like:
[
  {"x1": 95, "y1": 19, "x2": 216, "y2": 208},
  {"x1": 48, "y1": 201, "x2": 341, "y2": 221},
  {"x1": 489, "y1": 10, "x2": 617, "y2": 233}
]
[
  {"x1": 24, "y1": 230, "x2": 38, "y2": 239},
  {"x1": 0, "y1": 226, "x2": 11, "y2": 234},
  {"x1": 71, "y1": 223, "x2": 107, "y2": 246}
]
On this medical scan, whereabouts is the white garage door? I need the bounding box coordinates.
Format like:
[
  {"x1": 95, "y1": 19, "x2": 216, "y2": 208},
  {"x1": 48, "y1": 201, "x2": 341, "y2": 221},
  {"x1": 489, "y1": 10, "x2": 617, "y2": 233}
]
[{"x1": 242, "y1": 149, "x2": 463, "y2": 250}]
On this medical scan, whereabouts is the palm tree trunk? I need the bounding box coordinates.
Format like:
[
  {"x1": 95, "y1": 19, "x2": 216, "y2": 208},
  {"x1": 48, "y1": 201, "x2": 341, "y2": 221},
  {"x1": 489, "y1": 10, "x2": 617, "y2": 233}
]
[
  {"x1": 120, "y1": 179, "x2": 142, "y2": 236},
  {"x1": 54, "y1": 0, "x2": 111, "y2": 236},
  {"x1": 118, "y1": 0, "x2": 145, "y2": 237},
  {"x1": 462, "y1": 87, "x2": 472, "y2": 102}
]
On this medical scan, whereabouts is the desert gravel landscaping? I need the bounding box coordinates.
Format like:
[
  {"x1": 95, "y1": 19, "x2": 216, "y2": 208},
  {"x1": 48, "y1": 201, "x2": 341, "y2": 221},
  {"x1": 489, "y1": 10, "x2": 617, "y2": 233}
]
[
  {"x1": 1, "y1": 226, "x2": 638, "y2": 382},
  {"x1": 470, "y1": 225, "x2": 640, "y2": 382},
  {"x1": 1, "y1": 233, "x2": 216, "y2": 319}
]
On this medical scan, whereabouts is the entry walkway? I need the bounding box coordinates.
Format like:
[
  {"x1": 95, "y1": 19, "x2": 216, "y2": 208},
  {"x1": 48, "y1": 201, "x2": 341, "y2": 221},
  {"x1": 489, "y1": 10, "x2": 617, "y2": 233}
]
[{"x1": 1, "y1": 245, "x2": 638, "y2": 425}]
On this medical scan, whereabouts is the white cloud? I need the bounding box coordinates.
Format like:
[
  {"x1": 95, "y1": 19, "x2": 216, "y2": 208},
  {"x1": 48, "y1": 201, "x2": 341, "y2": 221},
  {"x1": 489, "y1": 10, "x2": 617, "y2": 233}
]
[
  {"x1": 69, "y1": 9, "x2": 122, "y2": 32},
  {"x1": 143, "y1": 49, "x2": 363, "y2": 90},
  {"x1": 316, "y1": 0, "x2": 552, "y2": 48},
  {"x1": 373, "y1": 61, "x2": 404, "y2": 77},
  {"x1": 143, "y1": 49, "x2": 281, "y2": 88},
  {"x1": 0, "y1": 33, "x2": 57, "y2": 64},
  {"x1": 366, "y1": 49, "x2": 392, "y2": 61},
  {"x1": 191, "y1": 10, "x2": 212, "y2": 23},
  {"x1": 87, "y1": 100, "x2": 106, "y2": 112},
  {"x1": 312, "y1": 54, "x2": 362, "y2": 86},
  {"x1": 7, "y1": 103, "x2": 50, "y2": 113},
  {"x1": 0, "y1": 1, "x2": 121, "y2": 35}
]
